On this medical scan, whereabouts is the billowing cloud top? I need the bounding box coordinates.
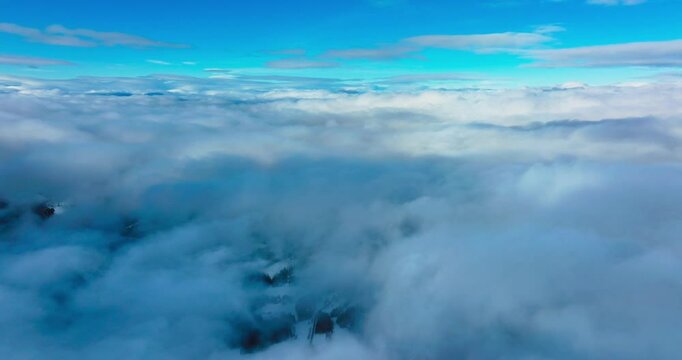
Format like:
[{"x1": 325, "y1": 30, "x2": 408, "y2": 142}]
[{"x1": 1, "y1": 75, "x2": 682, "y2": 359}]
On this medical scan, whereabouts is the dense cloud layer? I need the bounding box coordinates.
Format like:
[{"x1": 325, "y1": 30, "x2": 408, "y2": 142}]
[{"x1": 1, "y1": 77, "x2": 682, "y2": 359}]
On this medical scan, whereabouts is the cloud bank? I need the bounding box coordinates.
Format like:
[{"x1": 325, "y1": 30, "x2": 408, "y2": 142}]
[{"x1": 1, "y1": 76, "x2": 682, "y2": 359}]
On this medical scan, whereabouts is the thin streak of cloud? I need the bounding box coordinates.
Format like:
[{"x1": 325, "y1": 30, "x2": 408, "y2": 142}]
[
  {"x1": 405, "y1": 32, "x2": 554, "y2": 52},
  {"x1": 0, "y1": 54, "x2": 74, "y2": 67},
  {"x1": 0, "y1": 23, "x2": 188, "y2": 48},
  {"x1": 323, "y1": 46, "x2": 420, "y2": 60},
  {"x1": 527, "y1": 39, "x2": 682, "y2": 67},
  {"x1": 587, "y1": 0, "x2": 646, "y2": 5},
  {"x1": 265, "y1": 58, "x2": 340, "y2": 69},
  {"x1": 147, "y1": 59, "x2": 172, "y2": 65},
  {"x1": 323, "y1": 29, "x2": 557, "y2": 61},
  {"x1": 203, "y1": 68, "x2": 232, "y2": 73},
  {"x1": 270, "y1": 49, "x2": 308, "y2": 56}
]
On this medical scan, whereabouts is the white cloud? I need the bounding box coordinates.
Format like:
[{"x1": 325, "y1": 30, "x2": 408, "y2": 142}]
[{"x1": 1, "y1": 76, "x2": 682, "y2": 359}]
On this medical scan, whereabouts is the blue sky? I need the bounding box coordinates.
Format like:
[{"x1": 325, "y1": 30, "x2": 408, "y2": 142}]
[{"x1": 1, "y1": 0, "x2": 681, "y2": 85}]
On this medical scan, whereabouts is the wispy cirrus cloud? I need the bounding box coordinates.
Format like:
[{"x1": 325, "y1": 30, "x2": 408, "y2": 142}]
[
  {"x1": 405, "y1": 32, "x2": 554, "y2": 53},
  {"x1": 0, "y1": 54, "x2": 74, "y2": 67},
  {"x1": 380, "y1": 72, "x2": 481, "y2": 83},
  {"x1": 0, "y1": 23, "x2": 188, "y2": 48},
  {"x1": 203, "y1": 68, "x2": 232, "y2": 73},
  {"x1": 527, "y1": 39, "x2": 682, "y2": 67},
  {"x1": 367, "y1": 0, "x2": 406, "y2": 7},
  {"x1": 323, "y1": 28, "x2": 560, "y2": 61},
  {"x1": 323, "y1": 45, "x2": 420, "y2": 60},
  {"x1": 488, "y1": 0, "x2": 647, "y2": 6},
  {"x1": 266, "y1": 58, "x2": 339, "y2": 69},
  {"x1": 146, "y1": 59, "x2": 172, "y2": 65},
  {"x1": 0, "y1": 23, "x2": 93, "y2": 46},
  {"x1": 269, "y1": 49, "x2": 308, "y2": 56},
  {"x1": 587, "y1": 0, "x2": 646, "y2": 5}
]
